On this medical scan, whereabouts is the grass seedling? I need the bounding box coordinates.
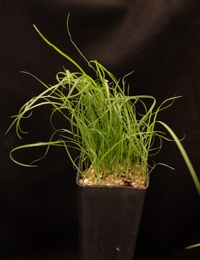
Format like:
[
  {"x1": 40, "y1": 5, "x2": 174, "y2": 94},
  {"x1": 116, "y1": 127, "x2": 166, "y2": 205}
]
[{"x1": 6, "y1": 14, "x2": 200, "y2": 193}]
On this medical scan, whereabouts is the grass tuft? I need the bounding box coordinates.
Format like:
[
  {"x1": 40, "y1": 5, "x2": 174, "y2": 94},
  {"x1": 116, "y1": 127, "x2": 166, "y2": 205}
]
[{"x1": 6, "y1": 15, "x2": 200, "y2": 192}]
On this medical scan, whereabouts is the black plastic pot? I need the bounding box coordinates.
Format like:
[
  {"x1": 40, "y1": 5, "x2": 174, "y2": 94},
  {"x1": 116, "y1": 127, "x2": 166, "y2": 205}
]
[{"x1": 76, "y1": 165, "x2": 149, "y2": 260}]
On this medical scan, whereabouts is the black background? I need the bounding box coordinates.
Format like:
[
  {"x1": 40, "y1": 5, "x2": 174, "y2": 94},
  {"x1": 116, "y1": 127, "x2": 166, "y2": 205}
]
[{"x1": 1, "y1": 1, "x2": 200, "y2": 259}]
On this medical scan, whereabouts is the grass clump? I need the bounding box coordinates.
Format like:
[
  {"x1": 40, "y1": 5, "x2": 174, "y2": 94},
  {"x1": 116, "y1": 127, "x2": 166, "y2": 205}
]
[{"x1": 6, "y1": 15, "x2": 200, "y2": 193}]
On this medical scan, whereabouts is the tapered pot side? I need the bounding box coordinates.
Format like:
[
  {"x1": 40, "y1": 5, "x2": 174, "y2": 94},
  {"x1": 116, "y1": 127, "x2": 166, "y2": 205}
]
[{"x1": 76, "y1": 163, "x2": 149, "y2": 260}]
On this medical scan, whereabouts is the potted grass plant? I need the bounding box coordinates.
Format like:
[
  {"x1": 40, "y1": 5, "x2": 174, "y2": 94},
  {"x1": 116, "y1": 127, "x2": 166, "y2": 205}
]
[{"x1": 6, "y1": 15, "x2": 200, "y2": 260}]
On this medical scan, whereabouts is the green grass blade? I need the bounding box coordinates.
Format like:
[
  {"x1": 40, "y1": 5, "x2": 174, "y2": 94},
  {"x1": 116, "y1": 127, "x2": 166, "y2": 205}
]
[
  {"x1": 158, "y1": 121, "x2": 200, "y2": 195},
  {"x1": 33, "y1": 24, "x2": 86, "y2": 74},
  {"x1": 185, "y1": 243, "x2": 200, "y2": 249}
]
